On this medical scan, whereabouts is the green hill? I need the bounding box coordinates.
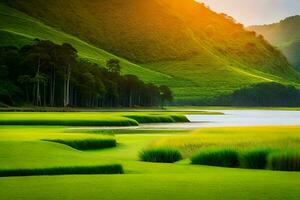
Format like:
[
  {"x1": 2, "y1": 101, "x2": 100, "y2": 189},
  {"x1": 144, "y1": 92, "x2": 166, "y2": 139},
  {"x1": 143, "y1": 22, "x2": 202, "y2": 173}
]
[
  {"x1": 249, "y1": 16, "x2": 300, "y2": 70},
  {"x1": 0, "y1": 3, "x2": 170, "y2": 83},
  {"x1": 2, "y1": 0, "x2": 300, "y2": 103}
]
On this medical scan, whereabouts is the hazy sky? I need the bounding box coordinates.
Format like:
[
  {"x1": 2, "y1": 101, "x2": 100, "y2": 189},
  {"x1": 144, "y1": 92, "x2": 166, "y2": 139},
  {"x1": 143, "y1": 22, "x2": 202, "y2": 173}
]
[{"x1": 199, "y1": 0, "x2": 300, "y2": 26}]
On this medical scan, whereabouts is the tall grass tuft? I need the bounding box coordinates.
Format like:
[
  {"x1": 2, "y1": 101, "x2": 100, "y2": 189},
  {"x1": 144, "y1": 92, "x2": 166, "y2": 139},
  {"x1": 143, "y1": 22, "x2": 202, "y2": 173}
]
[
  {"x1": 191, "y1": 149, "x2": 239, "y2": 168},
  {"x1": 0, "y1": 164, "x2": 124, "y2": 177},
  {"x1": 240, "y1": 148, "x2": 274, "y2": 169},
  {"x1": 43, "y1": 138, "x2": 117, "y2": 150},
  {"x1": 268, "y1": 151, "x2": 300, "y2": 171},
  {"x1": 139, "y1": 148, "x2": 182, "y2": 163}
]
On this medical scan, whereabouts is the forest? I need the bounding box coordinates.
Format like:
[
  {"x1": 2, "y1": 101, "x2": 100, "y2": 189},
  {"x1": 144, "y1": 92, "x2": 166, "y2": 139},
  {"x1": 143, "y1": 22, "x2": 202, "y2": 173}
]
[
  {"x1": 0, "y1": 40, "x2": 173, "y2": 107},
  {"x1": 217, "y1": 82, "x2": 300, "y2": 107}
]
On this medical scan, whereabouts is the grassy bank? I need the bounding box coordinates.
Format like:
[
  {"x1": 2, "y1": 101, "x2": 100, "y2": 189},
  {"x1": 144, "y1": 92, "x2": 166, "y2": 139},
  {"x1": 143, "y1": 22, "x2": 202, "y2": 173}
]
[{"x1": 0, "y1": 112, "x2": 196, "y2": 126}]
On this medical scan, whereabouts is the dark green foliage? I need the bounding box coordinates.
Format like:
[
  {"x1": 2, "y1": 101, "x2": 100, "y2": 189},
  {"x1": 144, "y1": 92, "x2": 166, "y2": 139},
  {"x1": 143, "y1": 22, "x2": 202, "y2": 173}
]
[
  {"x1": 240, "y1": 148, "x2": 273, "y2": 169},
  {"x1": 191, "y1": 149, "x2": 239, "y2": 168},
  {"x1": 43, "y1": 138, "x2": 117, "y2": 150},
  {"x1": 106, "y1": 58, "x2": 121, "y2": 74},
  {"x1": 0, "y1": 164, "x2": 124, "y2": 177},
  {"x1": 190, "y1": 148, "x2": 300, "y2": 171},
  {"x1": 125, "y1": 114, "x2": 189, "y2": 123},
  {"x1": 0, "y1": 41, "x2": 172, "y2": 107},
  {"x1": 268, "y1": 152, "x2": 300, "y2": 171},
  {"x1": 217, "y1": 82, "x2": 300, "y2": 107},
  {"x1": 159, "y1": 85, "x2": 173, "y2": 108},
  {"x1": 139, "y1": 148, "x2": 182, "y2": 163}
]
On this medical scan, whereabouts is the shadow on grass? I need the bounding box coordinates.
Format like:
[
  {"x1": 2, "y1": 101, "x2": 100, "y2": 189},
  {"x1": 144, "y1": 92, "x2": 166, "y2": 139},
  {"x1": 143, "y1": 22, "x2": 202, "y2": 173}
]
[
  {"x1": 42, "y1": 138, "x2": 117, "y2": 150},
  {"x1": 0, "y1": 164, "x2": 124, "y2": 177}
]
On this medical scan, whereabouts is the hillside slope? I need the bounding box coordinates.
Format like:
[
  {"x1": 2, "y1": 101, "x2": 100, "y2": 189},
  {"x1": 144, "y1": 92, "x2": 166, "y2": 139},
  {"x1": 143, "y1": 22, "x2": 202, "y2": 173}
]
[
  {"x1": 0, "y1": 3, "x2": 171, "y2": 83},
  {"x1": 2, "y1": 0, "x2": 300, "y2": 103},
  {"x1": 250, "y1": 16, "x2": 300, "y2": 70}
]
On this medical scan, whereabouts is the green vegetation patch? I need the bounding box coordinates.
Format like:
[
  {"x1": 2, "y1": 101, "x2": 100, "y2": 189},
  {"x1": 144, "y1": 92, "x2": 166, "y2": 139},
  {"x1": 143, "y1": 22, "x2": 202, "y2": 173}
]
[
  {"x1": 151, "y1": 126, "x2": 300, "y2": 157},
  {"x1": 0, "y1": 112, "x2": 191, "y2": 126},
  {"x1": 151, "y1": 126, "x2": 300, "y2": 171},
  {"x1": 43, "y1": 138, "x2": 117, "y2": 150},
  {"x1": 139, "y1": 148, "x2": 182, "y2": 163},
  {"x1": 240, "y1": 148, "x2": 274, "y2": 169},
  {"x1": 124, "y1": 114, "x2": 189, "y2": 123},
  {"x1": 191, "y1": 149, "x2": 239, "y2": 168},
  {"x1": 268, "y1": 151, "x2": 300, "y2": 171},
  {"x1": 0, "y1": 164, "x2": 124, "y2": 177}
]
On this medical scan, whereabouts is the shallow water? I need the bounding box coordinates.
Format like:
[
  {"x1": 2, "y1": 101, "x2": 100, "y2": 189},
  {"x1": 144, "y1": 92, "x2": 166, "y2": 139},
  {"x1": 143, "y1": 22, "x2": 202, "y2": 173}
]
[
  {"x1": 138, "y1": 110, "x2": 300, "y2": 130},
  {"x1": 68, "y1": 110, "x2": 300, "y2": 131}
]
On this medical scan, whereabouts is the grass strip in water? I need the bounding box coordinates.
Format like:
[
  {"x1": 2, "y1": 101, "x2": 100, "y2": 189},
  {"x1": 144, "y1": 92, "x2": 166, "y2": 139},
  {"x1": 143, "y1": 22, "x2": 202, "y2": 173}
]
[{"x1": 124, "y1": 114, "x2": 189, "y2": 123}]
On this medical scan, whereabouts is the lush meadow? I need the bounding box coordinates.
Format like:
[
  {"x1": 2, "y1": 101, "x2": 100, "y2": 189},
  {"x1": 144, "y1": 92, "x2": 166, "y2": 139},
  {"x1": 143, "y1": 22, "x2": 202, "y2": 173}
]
[
  {"x1": 149, "y1": 126, "x2": 300, "y2": 171},
  {"x1": 0, "y1": 118, "x2": 300, "y2": 200}
]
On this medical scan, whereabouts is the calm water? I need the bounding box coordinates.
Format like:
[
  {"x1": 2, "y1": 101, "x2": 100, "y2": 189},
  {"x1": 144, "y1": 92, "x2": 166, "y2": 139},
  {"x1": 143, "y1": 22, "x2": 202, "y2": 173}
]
[
  {"x1": 69, "y1": 110, "x2": 300, "y2": 131},
  {"x1": 139, "y1": 110, "x2": 300, "y2": 130}
]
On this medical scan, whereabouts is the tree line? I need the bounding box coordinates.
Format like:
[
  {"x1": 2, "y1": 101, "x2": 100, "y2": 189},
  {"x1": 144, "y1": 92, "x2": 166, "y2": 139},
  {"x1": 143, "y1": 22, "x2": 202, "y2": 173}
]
[
  {"x1": 0, "y1": 40, "x2": 173, "y2": 108},
  {"x1": 216, "y1": 82, "x2": 300, "y2": 107}
]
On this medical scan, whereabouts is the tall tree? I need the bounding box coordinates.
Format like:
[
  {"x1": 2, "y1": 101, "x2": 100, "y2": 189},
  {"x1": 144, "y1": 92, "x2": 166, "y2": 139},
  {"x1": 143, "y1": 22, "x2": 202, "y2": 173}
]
[
  {"x1": 159, "y1": 85, "x2": 173, "y2": 108},
  {"x1": 55, "y1": 43, "x2": 77, "y2": 107}
]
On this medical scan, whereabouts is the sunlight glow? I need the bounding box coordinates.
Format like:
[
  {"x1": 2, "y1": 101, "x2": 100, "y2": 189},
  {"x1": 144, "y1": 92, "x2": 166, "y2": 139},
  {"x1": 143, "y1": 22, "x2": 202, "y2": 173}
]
[{"x1": 198, "y1": 0, "x2": 300, "y2": 25}]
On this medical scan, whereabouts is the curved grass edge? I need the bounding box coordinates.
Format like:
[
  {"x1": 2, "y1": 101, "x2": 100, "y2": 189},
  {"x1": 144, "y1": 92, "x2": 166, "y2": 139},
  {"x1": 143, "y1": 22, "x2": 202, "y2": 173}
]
[
  {"x1": 0, "y1": 164, "x2": 124, "y2": 177},
  {"x1": 42, "y1": 138, "x2": 117, "y2": 150}
]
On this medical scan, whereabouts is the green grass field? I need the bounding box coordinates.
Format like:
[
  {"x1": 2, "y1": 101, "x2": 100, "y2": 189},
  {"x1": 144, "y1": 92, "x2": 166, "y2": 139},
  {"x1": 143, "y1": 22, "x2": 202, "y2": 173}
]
[{"x1": 0, "y1": 121, "x2": 300, "y2": 200}]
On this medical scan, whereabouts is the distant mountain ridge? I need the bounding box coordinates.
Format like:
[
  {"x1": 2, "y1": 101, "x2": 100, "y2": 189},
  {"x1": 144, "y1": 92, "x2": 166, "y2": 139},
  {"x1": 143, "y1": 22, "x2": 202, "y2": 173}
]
[
  {"x1": 2, "y1": 0, "x2": 300, "y2": 103},
  {"x1": 249, "y1": 15, "x2": 300, "y2": 70}
]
